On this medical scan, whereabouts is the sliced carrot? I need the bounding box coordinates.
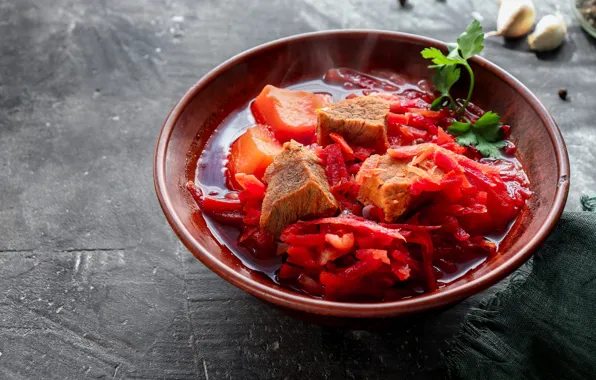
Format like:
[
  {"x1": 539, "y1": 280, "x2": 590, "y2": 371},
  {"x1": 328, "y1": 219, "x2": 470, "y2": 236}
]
[
  {"x1": 355, "y1": 155, "x2": 380, "y2": 184},
  {"x1": 234, "y1": 173, "x2": 267, "y2": 200},
  {"x1": 436, "y1": 127, "x2": 455, "y2": 145},
  {"x1": 407, "y1": 108, "x2": 442, "y2": 119},
  {"x1": 387, "y1": 112, "x2": 410, "y2": 126},
  {"x1": 387, "y1": 144, "x2": 435, "y2": 159},
  {"x1": 387, "y1": 112, "x2": 412, "y2": 136},
  {"x1": 228, "y1": 124, "x2": 281, "y2": 188},
  {"x1": 329, "y1": 133, "x2": 355, "y2": 160},
  {"x1": 252, "y1": 85, "x2": 330, "y2": 144},
  {"x1": 400, "y1": 125, "x2": 426, "y2": 140},
  {"x1": 389, "y1": 100, "x2": 408, "y2": 114}
]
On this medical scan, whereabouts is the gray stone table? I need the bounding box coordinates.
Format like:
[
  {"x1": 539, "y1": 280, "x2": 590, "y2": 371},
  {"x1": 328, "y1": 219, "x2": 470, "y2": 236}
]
[{"x1": 0, "y1": 0, "x2": 594, "y2": 379}]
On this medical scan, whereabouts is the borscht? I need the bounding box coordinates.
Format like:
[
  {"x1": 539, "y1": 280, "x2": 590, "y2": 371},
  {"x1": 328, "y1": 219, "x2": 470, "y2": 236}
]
[{"x1": 187, "y1": 22, "x2": 532, "y2": 302}]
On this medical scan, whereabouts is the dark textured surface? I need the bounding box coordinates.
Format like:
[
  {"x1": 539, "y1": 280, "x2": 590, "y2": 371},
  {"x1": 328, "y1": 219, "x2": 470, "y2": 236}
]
[
  {"x1": 0, "y1": 0, "x2": 593, "y2": 379},
  {"x1": 446, "y1": 212, "x2": 596, "y2": 380}
]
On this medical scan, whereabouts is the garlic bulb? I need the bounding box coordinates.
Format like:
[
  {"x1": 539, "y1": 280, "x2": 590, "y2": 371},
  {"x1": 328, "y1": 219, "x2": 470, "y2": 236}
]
[
  {"x1": 486, "y1": 0, "x2": 536, "y2": 38},
  {"x1": 528, "y1": 14, "x2": 567, "y2": 52}
]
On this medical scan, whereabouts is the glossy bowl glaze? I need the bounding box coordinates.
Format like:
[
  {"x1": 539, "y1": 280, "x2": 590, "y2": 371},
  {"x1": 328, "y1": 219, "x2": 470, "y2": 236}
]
[{"x1": 154, "y1": 30, "x2": 569, "y2": 320}]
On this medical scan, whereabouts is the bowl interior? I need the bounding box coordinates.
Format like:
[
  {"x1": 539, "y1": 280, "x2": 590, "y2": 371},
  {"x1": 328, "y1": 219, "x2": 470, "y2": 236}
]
[{"x1": 156, "y1": 31, "x2": 568, "y2": 318}]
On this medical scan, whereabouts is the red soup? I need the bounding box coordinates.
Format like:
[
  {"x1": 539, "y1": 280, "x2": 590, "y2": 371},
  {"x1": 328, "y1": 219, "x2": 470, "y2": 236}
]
[{"x1": 188, "y1": 68, "x2": 531, "y2": 302}]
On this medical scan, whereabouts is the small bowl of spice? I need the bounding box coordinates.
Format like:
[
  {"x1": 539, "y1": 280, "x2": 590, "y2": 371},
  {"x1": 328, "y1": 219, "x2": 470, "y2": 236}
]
[{"x1": 573, "y1": 0, "x2": 596, "y2": 38}]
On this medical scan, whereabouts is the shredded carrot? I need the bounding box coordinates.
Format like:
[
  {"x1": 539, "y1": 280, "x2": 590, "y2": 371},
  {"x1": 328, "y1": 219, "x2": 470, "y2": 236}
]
[
  {"x1": 329, "y1": 133, "x2": 354, "y2": 156},
  {"x1": 410, "y1": 146, "x2": 436, "y2": 166},
  {"x1": 406, "y1": 165, "x2": 435, "y2": 181},
  {"x1": 356, "y1": 155, "x2": 380, "y2": 184}
]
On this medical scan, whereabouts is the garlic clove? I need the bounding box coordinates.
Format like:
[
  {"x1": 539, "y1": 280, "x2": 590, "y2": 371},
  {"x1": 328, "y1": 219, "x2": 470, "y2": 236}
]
[
  {"x1": 527, "y1": 14, "x2": 567, "y2": 52},
  {"x1": 486, "y1": 0, "x2": 536, "y2": 38}
]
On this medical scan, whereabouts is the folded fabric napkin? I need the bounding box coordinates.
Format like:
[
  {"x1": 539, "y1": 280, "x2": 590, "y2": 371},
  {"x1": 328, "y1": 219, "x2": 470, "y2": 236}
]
[{"x1": 445, "y1": 208, "x2": 596, "y2": 380}]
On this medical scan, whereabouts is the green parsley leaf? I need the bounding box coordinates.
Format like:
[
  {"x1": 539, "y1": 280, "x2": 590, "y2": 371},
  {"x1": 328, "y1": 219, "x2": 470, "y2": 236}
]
[
  {"x1": 420, "y1": 20, "x2": 485, "y2": 115},
  {"x1": 433, "y1": 65, "x2": 461, "y2": 95},
  {"x1": 448, "y1": 121, "x2": 472, "y2": 134},
  {"x1": 456, "y1": 19, "x2": 485, "y2": 60},
  {"x1": 472, "y1": 111, "x2": 500, "y2": 129},
  {"x1": 455, "y1": 131, "x2": 478, "y2": 147},
  {"x1": 429, "y1": 65, "x2": 461, "y2": 110},
  {"x1": 421, "y1": 20, "x2": 508, "y2": 158},
  {"x1": 446, "y1": 43, "x2": 460, "y2": 58},
  {"x1": 475, "y1": 136, "x2": 506, "y2": 158},
  {"x1": 448, "y1": 111, "x2": 506, "y2": 158},
  {"x1": 421, "y1": 48, "x2": 462, "y2": 66},
  {"x1": 472, "y1": 111, "x2": 503, "y2": 142}
]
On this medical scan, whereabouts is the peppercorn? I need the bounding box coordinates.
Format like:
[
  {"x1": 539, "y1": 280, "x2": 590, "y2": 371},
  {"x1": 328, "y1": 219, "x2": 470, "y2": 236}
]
[
  {"x1": 558, "y1": 88, "x2": 568, "y2": 101},
  {"x1": 399, "y1": 0, "x2": 407, "y2": 7}
]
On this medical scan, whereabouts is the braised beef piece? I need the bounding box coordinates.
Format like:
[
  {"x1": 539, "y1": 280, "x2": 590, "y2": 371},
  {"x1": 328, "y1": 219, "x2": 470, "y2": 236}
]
[
  {"x1": 260, "y1": 140, "x2": 338, "y2": 237},
  {"x1": 357, "y1": 147, "x2": 444, "y2": 222},
  {"x1": 316, "y1": 96, "x2": 390, "y2": 151}
]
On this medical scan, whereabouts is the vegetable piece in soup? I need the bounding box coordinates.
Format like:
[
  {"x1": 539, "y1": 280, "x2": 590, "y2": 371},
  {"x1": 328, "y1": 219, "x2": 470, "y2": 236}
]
[
  {"x1": 252, "y1": 85, "x2": 330, "y2": 145},
  {"x1": 228, "y1": 124, "x2": 281, "y2": 187}
]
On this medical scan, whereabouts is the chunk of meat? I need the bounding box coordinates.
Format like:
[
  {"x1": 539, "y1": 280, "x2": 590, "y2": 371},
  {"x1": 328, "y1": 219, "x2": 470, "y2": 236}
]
[
  {"x1": 260, "y1": 140, "x2": 339, "y2": 236},
  {"x1": 357, "y1": 146, "x2": 443, "y2": 222},
  {"x1": 316, "y1": 96, "x2": 390, "y2": 151},
  {"x1": 252, "y1": 85, "x2": 330, "y2": 144}
]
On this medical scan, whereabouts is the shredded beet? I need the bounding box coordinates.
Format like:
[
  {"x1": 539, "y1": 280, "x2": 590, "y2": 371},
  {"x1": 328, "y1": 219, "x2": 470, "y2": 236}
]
[
  {"x1": 321, "y1": 144, "x2": 349, "y2": 192},
  {"x1": 295, "y1": 214, "x2": 406, "y2": 241},
  {"x1": 352, "y1": 146, "x2": 375, "y2": 161},
  {"x1": 238, "y1": 227, "x2": 276, "y2": 258}
]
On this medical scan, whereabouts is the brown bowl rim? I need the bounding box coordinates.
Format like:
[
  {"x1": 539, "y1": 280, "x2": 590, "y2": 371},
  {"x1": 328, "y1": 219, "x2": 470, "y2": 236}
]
[{"x1": 154, "y1": 30, "x2": 570, "y2": 318}]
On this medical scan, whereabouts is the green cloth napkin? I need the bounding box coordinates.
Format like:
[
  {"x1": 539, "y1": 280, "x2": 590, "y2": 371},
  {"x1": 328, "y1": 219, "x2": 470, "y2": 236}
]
[{"x1": 445, "y1": 210, "x2": 596, "y2": 380}]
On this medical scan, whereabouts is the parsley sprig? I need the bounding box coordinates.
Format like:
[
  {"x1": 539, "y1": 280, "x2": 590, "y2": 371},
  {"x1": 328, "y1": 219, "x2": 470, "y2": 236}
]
[
  {"x1": 421, "y1": 20, "x2": 508, "y2": 158},
  {"x1": 421, "y1": 20, "x2": 484, "y2": 114},
  {"x1": 448, "y1": 111, "x2": 506, "y2": 158}
]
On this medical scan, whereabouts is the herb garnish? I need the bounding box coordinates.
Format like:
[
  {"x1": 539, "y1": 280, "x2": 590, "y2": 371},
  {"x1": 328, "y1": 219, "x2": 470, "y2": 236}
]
[
  {"x1": 421, "y1": 20, "x2": 484, "y2": 113},
  {"x1": 447, "y1": 111, "x2": 506, "y2": 158},
  {"x1": 421, "y1": 20, "x2": 507, "y2": 158}
]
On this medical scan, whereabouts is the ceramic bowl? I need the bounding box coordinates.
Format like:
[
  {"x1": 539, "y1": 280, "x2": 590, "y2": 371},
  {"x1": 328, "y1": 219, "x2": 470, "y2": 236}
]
[{"x1": 154, "y1": 30, "x2": 569, "y2": 320}]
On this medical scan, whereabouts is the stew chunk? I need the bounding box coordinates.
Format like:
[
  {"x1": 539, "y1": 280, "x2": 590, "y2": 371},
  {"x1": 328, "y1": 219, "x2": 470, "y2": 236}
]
[
  {"x1": 316, "y1": 96, "x2": 390, "y2": 150},
  {"x1": 227, "y1": 124, "x2": 282, "y2": 187},
  {"x1": 357, "y1": 149, "x2": 443, "y2": 222},
  {"x1": 253, "y1": 85, "x2": 330, "y2": 145},
  {"x1": 260, "y1": 140, "x2": 338, "y2": 236}
]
